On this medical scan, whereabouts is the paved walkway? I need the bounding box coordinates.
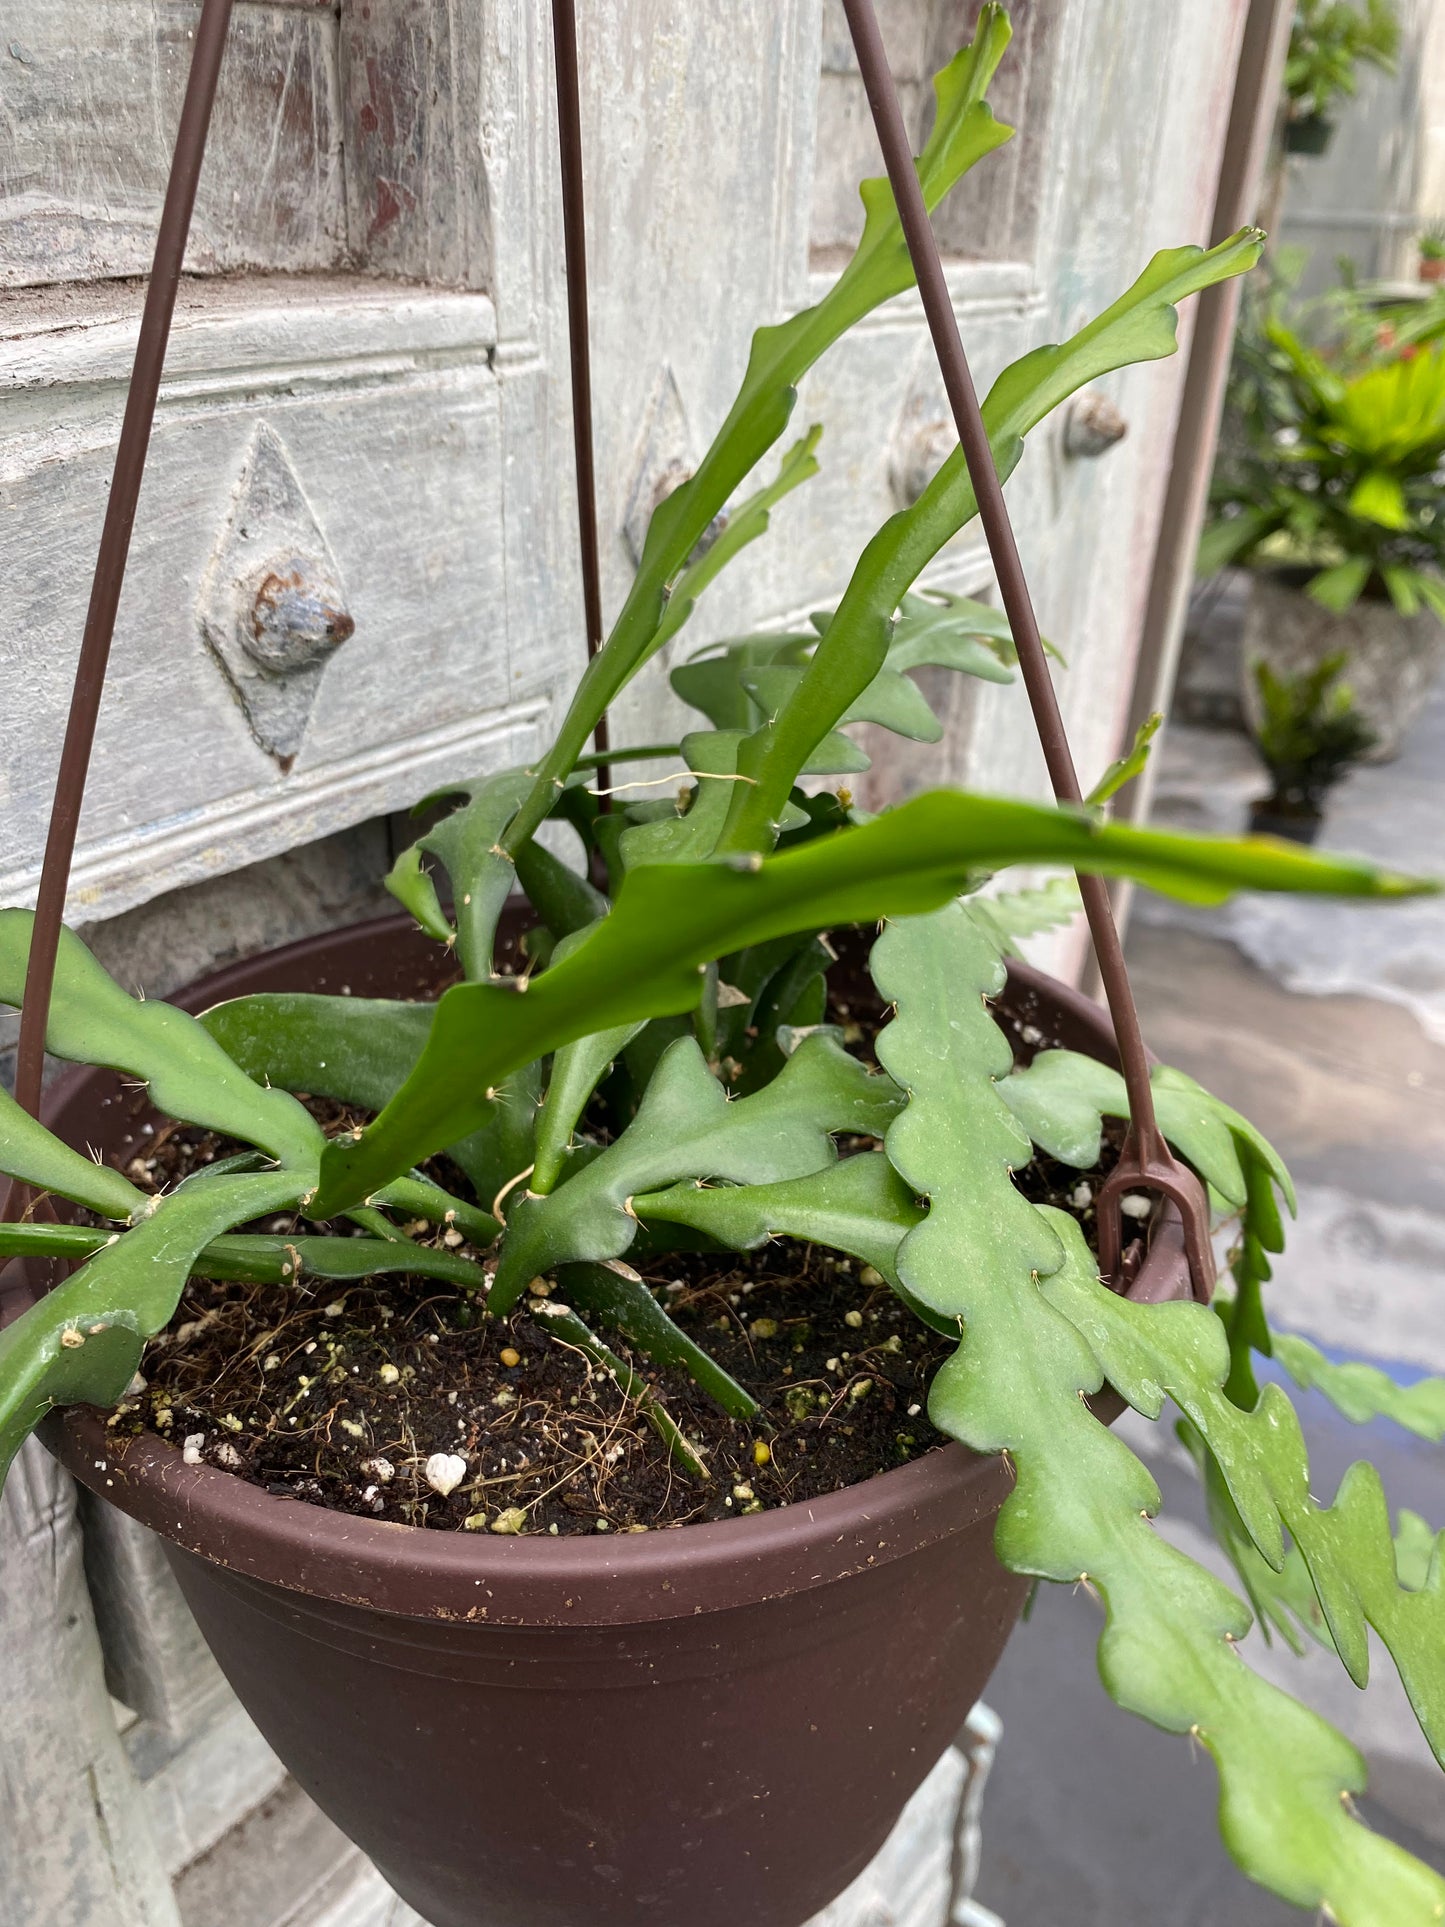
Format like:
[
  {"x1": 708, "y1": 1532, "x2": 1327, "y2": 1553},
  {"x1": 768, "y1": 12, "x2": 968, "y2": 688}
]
[{"x1": 975, "y1": 671, "x2": 1445, "y2": 1920}]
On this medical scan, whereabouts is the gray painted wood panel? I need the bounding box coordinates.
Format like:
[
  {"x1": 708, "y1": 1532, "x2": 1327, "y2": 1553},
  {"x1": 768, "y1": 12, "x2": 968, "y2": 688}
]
[
  {"x1": 80, "y1": 1498, "x2": 231, "y2": 1753},
  {"x1": 1, "y1": 0, "x2": 346, "y2": 288},
  {"x1": 0, "y1": 278, "x2": 554, "y2": 920}
]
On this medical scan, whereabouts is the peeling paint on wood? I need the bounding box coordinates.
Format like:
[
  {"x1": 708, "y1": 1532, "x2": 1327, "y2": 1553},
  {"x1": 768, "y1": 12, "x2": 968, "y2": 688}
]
[
  {"x1": 341, "y1": 0, "x2": 492, "y2": 289},
  {"x1": 0, "y1": 1, "x2": 346, "y2": 289}
]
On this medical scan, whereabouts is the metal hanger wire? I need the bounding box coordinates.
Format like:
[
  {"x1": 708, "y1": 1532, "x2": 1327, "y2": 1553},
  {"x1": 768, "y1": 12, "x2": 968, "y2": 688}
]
[
  {"x1": 551, "y1": 0, "x2": 610, "y2": 792},
  {"x1": 2, "y1": 0, "x2": 237, "y2": 1224}
]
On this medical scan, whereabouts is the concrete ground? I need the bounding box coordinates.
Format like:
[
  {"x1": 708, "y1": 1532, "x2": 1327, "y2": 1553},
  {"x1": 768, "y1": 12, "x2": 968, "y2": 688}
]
[{"x1": 973, "y1": 667, "x2": 1445, "y2": 1921}]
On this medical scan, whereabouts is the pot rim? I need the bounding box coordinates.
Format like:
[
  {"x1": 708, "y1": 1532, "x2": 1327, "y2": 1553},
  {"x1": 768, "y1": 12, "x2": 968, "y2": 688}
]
[
  {"x1": 52, "y1": 1406, "x2": 1008, "y2": 1626},
  {"x1": 31, "y1": 918, "x2": 1175, "y2": 1628}
]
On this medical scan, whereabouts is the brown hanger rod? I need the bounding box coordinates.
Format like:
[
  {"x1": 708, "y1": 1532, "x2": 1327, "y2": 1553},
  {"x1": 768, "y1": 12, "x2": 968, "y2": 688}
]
[
  {"x1": 551, "y1": 0, "x2": 611, "y2": 790},
  {"x1": 4, "y1": 0, "x2": 238, "y2": 1223},
  {"x1": 840, "y1": 0, "x2": 1214, "y2": 1299}
]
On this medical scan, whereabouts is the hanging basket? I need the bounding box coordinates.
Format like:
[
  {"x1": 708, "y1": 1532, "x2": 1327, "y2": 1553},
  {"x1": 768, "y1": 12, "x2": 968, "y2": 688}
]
[
  {"x1": 24, "y1": 910, "x2": 1186, "y2": 1927},
  {"x1": 2, "y1": 3, "x2": 1227, "y2": 1922}
]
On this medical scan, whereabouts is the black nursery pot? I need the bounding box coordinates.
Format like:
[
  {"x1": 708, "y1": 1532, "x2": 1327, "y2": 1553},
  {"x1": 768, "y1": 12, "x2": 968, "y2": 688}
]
[
  {"x1": 29, "y1": 914, "x2": 1188, "y2": 1927},
  {"x1": 1249, "y1": 798, "x2": 1324, "y2": 845},
  {"x1": 1284, "y1": 111, "x2": 1335, "y2": 154}
]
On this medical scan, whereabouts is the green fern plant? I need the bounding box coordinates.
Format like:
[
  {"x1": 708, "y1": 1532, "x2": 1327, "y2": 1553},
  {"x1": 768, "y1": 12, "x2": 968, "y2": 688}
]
[
  {"x1": 1201, "y1": 282, "x2": 1445, "y2": 620},
  {"x1": 2, "y1": 12, "x2": 1442, "y2": 1917},
  {"x1": 1251, "y1": 651, "x2": 1377, "y2": 818}
]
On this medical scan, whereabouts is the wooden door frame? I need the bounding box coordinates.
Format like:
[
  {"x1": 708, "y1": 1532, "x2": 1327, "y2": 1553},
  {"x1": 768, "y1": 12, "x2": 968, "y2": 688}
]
[{"x1": 1094, "y1": 0, "x2": 1294, "y2": 974}]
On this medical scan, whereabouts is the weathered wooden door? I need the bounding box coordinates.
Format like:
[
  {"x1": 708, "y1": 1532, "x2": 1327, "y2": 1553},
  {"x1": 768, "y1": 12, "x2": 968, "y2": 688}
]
[{"x1": 1, "y1": 5, "x2": 1251, "y2": 1921}]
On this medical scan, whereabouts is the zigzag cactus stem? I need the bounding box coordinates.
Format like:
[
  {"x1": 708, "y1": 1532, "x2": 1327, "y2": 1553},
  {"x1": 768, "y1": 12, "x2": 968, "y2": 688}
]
[{"x1": 840, "y1": 0, "x2": 1215, "y2": 1301}]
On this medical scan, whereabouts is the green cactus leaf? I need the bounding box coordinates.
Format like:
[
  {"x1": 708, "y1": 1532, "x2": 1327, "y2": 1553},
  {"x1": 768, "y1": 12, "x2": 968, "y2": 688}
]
[
  {"x1": 745, "y1": 662, "x2": 944, "y2": 744},
  {"x1": 669, "y1": 586, "x2": 1032, "y2": 771},
  {"x1": 872, "y1": 904, "x2": 1064, "y2": 1287},
  {"x1": 384, "y1": 766, "x2": 533, "y2": 979},
  {"x1": 1085, "y1": 712, "x2": 1162, "y2": 809},
  {"x1": 647, "y1": 425, "x2": 825, "y2": 664},
  {"x1": 1273, "y1": 1332, "x2": 1445, "y2": 1442},
  {"x1": 367, "y1": 1172, "x2": 497, "y2": 1247},
  {"x1": 532, "y1": 1020, "x2": 643, "y2": 1197},
  {"x1": 671, "y1": 641, "x2": 813, "y2": 735},
  {"x1": 528, "y1": 1299, "x2": 707, "y2": 1478},
  {"x1": 1042, "y1": 1227, "x2": 1445, "y2": 1754},
  {"x1": 617, "y1": 732, "x2": 759, "y2": 871},
  {"x1": 500, "y1": 7, "x2": 1016, "y2": 859},
  {"x1": 556, "y1": 1260, "x2": 758, "y2": 1421},
  {"x1": 0, "y1": 913, "x2": 318, "y2": 1169},
  {"x1": 0, "y1": 1168, "x2": 306, "y2": 1490},
  {"x1": 720, "y1": 227, "x2": 1265, "y2": 852},
  {"x1": 200, "y1": 989, "x2": 533, "y2": 1211},
  {"x1": 0, "y1": 1218, "x2": 488, "y2": 1291},
  {"x1": 201, "y1": 994, "x2": 435, "y2": 1113},
  {"x1": 513, "y1": 837, "x2": 608, "y2": 940},
  {"x1": 634, "y1": 1152, "x2": 948, "y2": 1330},
  {"x1": 313, "y1": 789, "x2": 1430, "y2": 1219},
  {"x1": 489, "y1": 1033, "x2": 902, "y2": 1315},
  {"x1": 997, "y1": 1048, "x2": 1294, "y2": 1218},
  {"x1": 963, "y1": 874, "x2": 1082, "y2": 954},
  {"x1": 0, "y1": 1083, "x2": 144, "y2": 1220}
]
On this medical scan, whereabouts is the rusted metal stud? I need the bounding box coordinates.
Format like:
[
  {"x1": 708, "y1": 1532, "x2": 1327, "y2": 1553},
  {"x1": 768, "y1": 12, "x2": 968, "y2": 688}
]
[
  {"x1": 245, "y1": 560, "x2": 355, "y2": 673},
  {"x1": 890, "y1": 409, "x2": 957, "y2": 508},
  {"x1": 198, "y1": 425, "x2": 354, "y2": 770}
]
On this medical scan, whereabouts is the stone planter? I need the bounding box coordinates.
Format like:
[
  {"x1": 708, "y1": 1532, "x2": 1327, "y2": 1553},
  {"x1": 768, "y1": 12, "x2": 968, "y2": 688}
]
[{"x1": 1241, "y1": 568, "x2": 1445, "y2": 763}]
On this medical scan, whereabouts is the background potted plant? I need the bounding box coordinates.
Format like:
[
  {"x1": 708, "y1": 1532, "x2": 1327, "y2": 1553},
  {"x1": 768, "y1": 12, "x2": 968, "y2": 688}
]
[
  {"x1": 1247, "y1": 651, "x2": 1377, "y2": 841},
  {"x1": 2, "y1": 12, "x2": 1443, "y2": 1927},
  {"x1": 1281, "y1": 0, "x2": 1400, "y2": 155},
  {"x1": 1201, "y1": 277, "x2": 1445, "y2": 758},
  {"x1": 1420, "y1": 221, "x2": 1445, "y2": 285}
]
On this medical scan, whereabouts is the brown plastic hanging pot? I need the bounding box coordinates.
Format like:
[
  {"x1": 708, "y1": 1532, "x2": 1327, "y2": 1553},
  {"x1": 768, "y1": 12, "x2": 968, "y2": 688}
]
[
  {"x1": 4, "y1": 1, "x2": 1206, "y2": 1915},
  {"x1": 13, "y1": 912, "x2": 1189, "y2": 1927}
]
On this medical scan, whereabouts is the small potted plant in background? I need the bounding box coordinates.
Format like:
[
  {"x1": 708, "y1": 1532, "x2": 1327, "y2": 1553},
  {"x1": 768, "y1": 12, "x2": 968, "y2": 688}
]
[
  {"x1": 1202, "y1": 276, "x2": 1445, "y2": 758},
  {"x1": 1419, "y1": 221, "x2": 1445, "y2": 285},
  {"x1": 2, "y1": 14, "x2": 1443, "y2": 1927},
  {"x1": 1247, "y1": 651, "x2": 1377, "y2": 841},
  {"x1": 1281, "y1": 0, "x2": 1400, "y2": 155}
]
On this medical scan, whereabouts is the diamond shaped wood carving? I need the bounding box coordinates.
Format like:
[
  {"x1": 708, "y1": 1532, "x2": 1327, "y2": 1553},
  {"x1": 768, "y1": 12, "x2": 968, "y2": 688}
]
[{"x1": 198, "y1": 424, "x2": 355, "y2": 771}]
